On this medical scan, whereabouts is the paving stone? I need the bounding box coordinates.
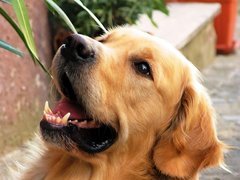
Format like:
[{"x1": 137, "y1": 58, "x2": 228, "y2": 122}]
[{"x1": 201, "y1": 8, "x2": 240, "y2": 178}]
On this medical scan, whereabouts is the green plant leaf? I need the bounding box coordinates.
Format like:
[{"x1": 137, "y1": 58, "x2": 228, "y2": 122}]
[
  {"x1": 0, "y1": 40, "x2": 23, "y2": 57},
  {"x1": 12, "y1": 0, "x2": 38, "y2": 61},
  {"x1": 45, "y1": 0, "x2": 77, "y2": 34},
  {"x1": 152, "y1": 0, "x2": 169, "y2": 15},
  {"x1": 0, "y1": 7, "x2": 26, "y2": 44},
  {"x1": 0, "y1": 7, "x2": 52, "y2": 78},
  {"x1": 0, "y1": 0, "x2": 11, "y2": 4},
  {"x1": 74, "y1": 0, "x2": 107, "y2": 33},
  {"x1": 51, "y1": 0, "x2": 168, "y2": 37}
]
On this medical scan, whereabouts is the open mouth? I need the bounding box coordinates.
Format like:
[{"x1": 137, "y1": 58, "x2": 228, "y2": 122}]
[{"x1": 40, "y1": 73, "x2": 117, "y2": 153}]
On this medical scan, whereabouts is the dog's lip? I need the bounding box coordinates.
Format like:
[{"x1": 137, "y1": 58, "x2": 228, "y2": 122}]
[{"x1": 40, "y1": 119, "x2": 117, "y2": 153}]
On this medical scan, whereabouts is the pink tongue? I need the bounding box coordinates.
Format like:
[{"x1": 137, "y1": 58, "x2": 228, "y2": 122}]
[{"x1": 52, "y1": 98, "x2": 86, "y2": 119}]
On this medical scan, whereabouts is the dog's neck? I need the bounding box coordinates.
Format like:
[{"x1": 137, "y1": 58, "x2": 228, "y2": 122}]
[
  {"x1": 20, "y1": 135, "x2": 189, "y2": 180},
  {"x1": 22, "y1": 148, "x2": 187, "y2": 180},
  {"x1": 20, "y1": 134, "x2": 198, "y2": 180}
]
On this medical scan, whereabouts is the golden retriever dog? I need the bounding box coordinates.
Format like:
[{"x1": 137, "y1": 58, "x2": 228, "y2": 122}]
[{"x1": 21, "y1": 27, "x2": 224, "y2": 180}]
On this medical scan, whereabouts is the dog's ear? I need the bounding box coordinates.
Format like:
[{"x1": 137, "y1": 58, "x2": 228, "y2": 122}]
[{"x1": 153, "y1": 80, "x2": 224, "y2": 178}]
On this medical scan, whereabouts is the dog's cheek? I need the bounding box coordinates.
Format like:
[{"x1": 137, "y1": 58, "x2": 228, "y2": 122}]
[{"x1": 74, "y1": 73, "x2": 101, "y2": 110}]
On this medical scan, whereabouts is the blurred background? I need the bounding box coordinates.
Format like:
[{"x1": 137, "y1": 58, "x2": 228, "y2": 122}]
[{"x1": 0, "y1": 0, "x2": 239, "y2": 179}]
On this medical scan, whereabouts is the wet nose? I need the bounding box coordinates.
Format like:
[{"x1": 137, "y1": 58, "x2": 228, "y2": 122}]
[{"x1": 61, "y1": 34, "x2": 95, "y2": 62}]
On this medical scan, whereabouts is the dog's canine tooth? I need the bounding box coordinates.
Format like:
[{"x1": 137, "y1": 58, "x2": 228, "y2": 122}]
[
  {"x1": 44, "y1": 101, "x2": 52, "y2": 114},
  {"x1": 62, "y1": 113, "x2": 71, "y2": 124},
  {"x1": 43, "y1": 112, "x2": 47, "y2": 119}
]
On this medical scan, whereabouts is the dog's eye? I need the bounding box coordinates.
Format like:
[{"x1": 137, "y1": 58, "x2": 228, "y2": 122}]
[{"x1": 133, "y1": 61, "x2": 152, "y2": 78}]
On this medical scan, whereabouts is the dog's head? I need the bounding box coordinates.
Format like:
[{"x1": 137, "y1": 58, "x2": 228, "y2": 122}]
[{"x1": 40, "y1": 27, "x2": 223, "y2": 178}]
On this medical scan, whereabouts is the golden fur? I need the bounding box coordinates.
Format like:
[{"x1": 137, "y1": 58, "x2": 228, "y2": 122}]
[{"x1": 21, "y1": 27, "x2": 223, "y2": 180}]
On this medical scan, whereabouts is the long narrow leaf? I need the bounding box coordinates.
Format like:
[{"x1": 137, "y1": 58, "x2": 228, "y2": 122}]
[
  {"x1": 0, "y1": 0, "x2": 11, "y2": 4},
  {"x1": 74, "y1": 0, "x2": 107, "y2": 34},
  {"x1": 0, "y1": 7, "x2": 52, "y2": 78},
  {"x1": 12, "y1": 0, "x2": 38, "y2": 61},
  {"x1": 34, "y1": 56, "x2": 53, "y2": 79},
  {"x1": 45, "y1": 0, "x2": 77, "y2": 34},
  {"x1": 25, "y1": 44, "x2": 52, "y2": 78},
  {"x1": 0, "y1": 40, "x2": 23, "y2": 57},
  {"x1": 0, "y1": 7, "x2": 26, "y2": 45}
]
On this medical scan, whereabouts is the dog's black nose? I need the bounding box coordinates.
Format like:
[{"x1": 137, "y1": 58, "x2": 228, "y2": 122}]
[{"x1": 61, "y1": 34, "x2": 95, "y2": 62}]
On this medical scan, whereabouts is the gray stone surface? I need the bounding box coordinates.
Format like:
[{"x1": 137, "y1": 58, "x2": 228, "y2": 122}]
[
  {"x1": 180, "y1": 22, "x2": 216, "y2": 70},
  {"x1": 201, "y1": 51, "x2": 240, "y2": 180},
  {"x1": 136, "y1": 2, "x2": 220, "y2": 49},
  {"x1": 200, "y1": 3, "x2": 240, "y2": 178}
]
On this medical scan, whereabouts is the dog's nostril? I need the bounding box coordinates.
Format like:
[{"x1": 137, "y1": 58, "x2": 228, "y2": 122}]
[
  {"x1": 76, "y1": 43, "x2": 93, "y2": 59},
  {"x1": 61, "y1": 34, "x2": 95, "y2": 62},
  {"x1": 63, "y1": 36, "x2": 73, "y2": 48}
]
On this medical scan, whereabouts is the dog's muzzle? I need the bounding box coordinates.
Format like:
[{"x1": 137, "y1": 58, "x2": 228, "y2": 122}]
[{"x1": 40, "y1": 34, "x2": 118, "y2": 154}]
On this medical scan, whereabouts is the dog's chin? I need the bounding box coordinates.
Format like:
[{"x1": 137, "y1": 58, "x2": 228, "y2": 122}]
[{"x1": 40, "y1": 98, "x2": 118, "y2": 154}]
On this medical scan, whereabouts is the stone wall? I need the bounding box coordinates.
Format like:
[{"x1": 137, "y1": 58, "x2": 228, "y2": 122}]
[
  {"x1": 180, "y1": 22, "x2": 217, "y2": 70},
  {"x1": 0, "y1": 1, "x2": 52, "y2": 155}
]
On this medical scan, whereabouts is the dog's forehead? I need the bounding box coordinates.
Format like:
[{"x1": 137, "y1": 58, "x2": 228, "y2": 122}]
[
  {"x1": 107, "y1": 28, "x2": 174, "y2": 52},
  {"x1": 106, "y1": 27, "x2": 154, "y2": 41},
  {"x1": 103, "y1": 27, "x2": 190, "y2": 71},
  {"x1": 105, "y1": 28, "x2": 165, "y2": 56}
]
